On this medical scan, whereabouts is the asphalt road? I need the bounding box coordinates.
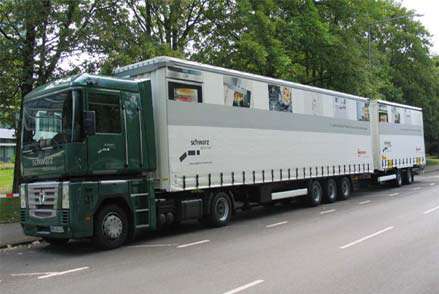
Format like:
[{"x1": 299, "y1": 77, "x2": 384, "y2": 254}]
[{"x1": 1, "y1": 172, "x2": 439, "y2": 294}]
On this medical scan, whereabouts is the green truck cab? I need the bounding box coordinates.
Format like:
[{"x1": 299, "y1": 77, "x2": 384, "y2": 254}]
[{"x1": 20, "y1": 74, "x2": 157, "y2": 249}]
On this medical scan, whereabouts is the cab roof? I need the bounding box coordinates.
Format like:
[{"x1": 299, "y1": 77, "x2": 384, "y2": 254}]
[{"x1": 24, "y1": 74, "x2": 140, "y2": 101}]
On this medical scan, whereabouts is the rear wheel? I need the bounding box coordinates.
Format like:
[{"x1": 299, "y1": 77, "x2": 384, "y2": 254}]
[
  {"x1": 307, "y1": 180, "x2": 322, "y2": 207},
  {"x1": 93, "y1": 204, "x2": 129, "y2": 250},
  {"x1": 394, "y1": 169, "x2": 403, "y2": 187},
  {"x1": 205, "y1": 192, "x2": 232, "y2": 227},
  {"x1": 337, "y1": 177, "x2": 352, "y2": 201},
  {"x1": 324, "y1": 179, "x2": 337, "y2": 203},
  {"x1": 404, "y1": 168, "x2": 414, "y2": 185}
]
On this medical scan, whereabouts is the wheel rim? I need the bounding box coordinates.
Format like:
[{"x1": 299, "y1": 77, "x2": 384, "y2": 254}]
[
  {"x1": 215, "y1": 198, "x2": 230, "y2": 222},
  {"x1": 342, "y1": 181, "x2": 349, "y2": 196},
  {"x1": 407, "y1": 170, "x2": 412, "y2": 183},
  {"x1": 313, "y1": 184, "x2": 321, "y2": 202},
  {"x1": 102, "y1": 213, "x2": 123, "y2": 240},
  {"x1": 328, "y1": 182, "x2": 336, "y2": 200},
  {"x1": 397, "y1": 172, "x2": 402, "y2": 185}
]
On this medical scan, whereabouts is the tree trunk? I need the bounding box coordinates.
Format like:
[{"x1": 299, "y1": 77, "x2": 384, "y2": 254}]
[{"x1": 12, "y1": 14, "x2": 37, "y2": 193}]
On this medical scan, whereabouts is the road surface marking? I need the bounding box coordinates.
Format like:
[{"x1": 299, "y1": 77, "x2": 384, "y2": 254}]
[
  {"x1": 266, "y1": 221, "x2": 288, "y2": 228},
  {"x1": 177, "y1": 240, "x2": 210, "y2": 248},
  {"x1": 320, "y1": 209, "x2": 336, "y2": 215},
  {"x1": 223, "y1": 280, "x2": 264, "y2": 294},
  {"x1": 430, "y1": 183, "x2": 436, "y2": 186},
  {"x1": 424, "y1": 205, "x2": 439, "y2": 215},
  {"x1": 11, "y1": 272, "x2": 52, "y2": 277},
  {"x1": 131, "y1": 243, "x2": 178, "y2": 248},
  {"x1": 340, "y1": 226, "x2": 394, "y2": 249},
  {"x1": 388, "y1": 192, "x2": 399, "y2": 197},
  {"x1": 12, "y1": 267, "x2": 89, "y2": 279},
  {"x1": 38, "y1": 267, "x2": 89, "y2": 279},
  {"x1": 412, "y1": 187, "x2": 421, "y2": 191},
  {"x1": 359, "y1": 200, "x2": 371, "y2": 205}
]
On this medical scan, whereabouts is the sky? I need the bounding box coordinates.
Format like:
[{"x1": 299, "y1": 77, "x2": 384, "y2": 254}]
[{"x1": 400, "y1": 0, "x2": 439, "y2": 55}]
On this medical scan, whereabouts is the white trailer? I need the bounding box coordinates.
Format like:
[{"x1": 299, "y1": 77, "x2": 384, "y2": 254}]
[
  {"x1": 114, "y1": 56, "x2": 424, "y2": 211},
  {"x1": 370, "y1": 100, "x2": 425, "y2": 184}
]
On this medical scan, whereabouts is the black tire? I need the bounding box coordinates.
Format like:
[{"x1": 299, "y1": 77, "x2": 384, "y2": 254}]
[
  {"x1": 307, "y1": 180, "x2": 322, "y2": 207},
  {"x1": 205, "y1": 192, "x2": 232, "y2": 227},
  {"x1": 43, "y1": 238, "x2": 69, "y2": 246},
  {"x1": 394, "y1": 169, "x2": 403, "y2": 187},
  {"x1": 93, "y1": 204, "x2": 129, "y2": 250},
  {"x1": 324, "y1": 178, "x2": 338, "y2": 203},
  {"x1": 337, "y1": 177, "x2": 352, "y2": 201},
  {"x1": 403, "y1": 168, "x2": 414, "y2": 185}
]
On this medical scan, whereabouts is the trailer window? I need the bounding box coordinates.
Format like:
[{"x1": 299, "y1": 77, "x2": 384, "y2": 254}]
[
  {"x1": 88, "y1": 92, "x2": 121, "y2": 133},
  {"x1": 356, "y1": 101, "x2": 369, "y2": 121},
  {"x1": 378, "y1": 105, "x2": 388, "y2": 123},
  {"x1": 168, "y1": 82, "x2": 202, "y2": 103}
]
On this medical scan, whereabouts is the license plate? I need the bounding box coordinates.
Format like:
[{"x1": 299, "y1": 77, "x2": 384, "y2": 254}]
[{"x1": 50, "y1": 225, "x2": 64, "y2": 233}]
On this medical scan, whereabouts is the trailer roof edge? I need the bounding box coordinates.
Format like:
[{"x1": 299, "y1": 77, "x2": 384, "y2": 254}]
[{"x1": 114, "y1": 56, "x2": 371, "y2": 102}]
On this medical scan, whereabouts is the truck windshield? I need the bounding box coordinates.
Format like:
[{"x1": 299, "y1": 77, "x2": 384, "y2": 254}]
[{"x1": 22, "y1": 90, "x2": 82, "y2": 152}]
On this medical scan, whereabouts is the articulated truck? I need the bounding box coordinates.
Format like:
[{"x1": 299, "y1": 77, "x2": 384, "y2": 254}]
[{"x1": 19, "y1": 57, "x2": 426, "y2": 249}]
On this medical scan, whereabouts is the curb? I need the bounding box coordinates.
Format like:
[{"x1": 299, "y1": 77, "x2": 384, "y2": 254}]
[{"x1": 0, "y1": 238, "x2": 42, "y2": 250}]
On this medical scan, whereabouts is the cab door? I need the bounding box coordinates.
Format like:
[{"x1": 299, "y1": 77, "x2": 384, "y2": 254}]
[{"x1": 86, "y1": 89, "x2": 125, "y2": 173}]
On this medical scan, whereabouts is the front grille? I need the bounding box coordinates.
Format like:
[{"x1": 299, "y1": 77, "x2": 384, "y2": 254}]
[{"x1": 28, "y1": 182, "x2": 59, "y2": 219}]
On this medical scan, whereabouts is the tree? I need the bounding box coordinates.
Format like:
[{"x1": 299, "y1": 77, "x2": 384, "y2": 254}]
[{"x1": 0, "y1": 0, "x2": 105, "y2": 191}]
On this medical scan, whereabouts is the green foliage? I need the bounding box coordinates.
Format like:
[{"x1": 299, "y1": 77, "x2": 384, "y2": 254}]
[
  {"x1": 0, "y1": 169, "x2": 13, "y2": 193},
  {"x1": 1, "y1": 0, "x2": 439, "y2": 164}
]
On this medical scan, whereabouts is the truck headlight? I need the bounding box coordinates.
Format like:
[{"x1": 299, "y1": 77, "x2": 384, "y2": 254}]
[
  {"x1": 62, "y1": 182, "x2": 70, "y2": 209},
  {"x1": 20, "y1": 184, "x2": 26, "y2": 208}
]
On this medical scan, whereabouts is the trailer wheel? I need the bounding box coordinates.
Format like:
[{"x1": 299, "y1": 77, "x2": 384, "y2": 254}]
[
  {"x1": 394, "y1": 169, "x2": 403, "y2": 187},
  {"x1": 307, "y1": 180, "x2": 322, "y2": 207},
  {"x1": 337, "y1": 177, "x2": 352, "y2": 201},
  {"x1": 93, "y1": 204, "x2": 129, "y2": 250},
  {"x1": 404, "y1": 168, "x2": 413, "y2": 185},
  {"x1": 206, "y1": 192, "x2": 232, "y2": 227},
  {"x1": 324, "y1": 179, "x2": 337, "y2": 203}
]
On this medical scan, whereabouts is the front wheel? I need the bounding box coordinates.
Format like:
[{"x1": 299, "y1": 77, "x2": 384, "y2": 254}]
[{"x1": 93, "y1": 204, "x2": 129, "y2": 250}]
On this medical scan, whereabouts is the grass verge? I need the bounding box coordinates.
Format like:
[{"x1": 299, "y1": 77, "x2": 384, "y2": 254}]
[
  {"x1": 0, "y1": 168, "x2": 13, "y2": 194},
  {"x1": 427, "y1": 155, "x2": 439, "y2": 166}
]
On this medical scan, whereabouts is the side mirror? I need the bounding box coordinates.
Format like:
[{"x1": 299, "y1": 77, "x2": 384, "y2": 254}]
[{"x1": 83, "y1": 111, "x2": 96, "y2": 136}]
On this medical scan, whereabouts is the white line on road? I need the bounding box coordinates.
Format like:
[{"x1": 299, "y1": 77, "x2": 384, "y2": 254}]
[
  {"x1": 430, "y1": 183, "x2": 436, "y2": 186},
  {"x1": 412, "y1": 187, "x2": 421, "y2": 191},
  {"x1": 223, "y1": 280, "x2": 264, "y2": 294},
  {"x1": 320, "y1": 209, "x2": 336, "y2": 214},
  {"x1": 266, "y1": 221, "x2": 288, "y2": 228},
  {"x1": 38, "y1": 267, "x2": 89, "y2": 279},
  {"x1": 359, "y1": 200, "x2": 371, "y2": 205},
  {"x1": 340, "y1": 226, "x2": 394, "y2": 249},
  {"x1": 131, "y1": 243, "x2": 178, "y2": 248},
  {"x1": 388, "y1": 192, "x2": 400, "y2": 197},
  {"x1": 12, "y1": 267, "x2": 89, "y2": 280},
  {"x1": 177, "y1": 240, "x2": 210, "y2": 248},
  {"x1": 424, "y1": 205, "x2": 439, "y2": 215}
]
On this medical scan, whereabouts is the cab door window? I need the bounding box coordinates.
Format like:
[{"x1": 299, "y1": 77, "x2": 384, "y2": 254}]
[{"x1": 88, "y1": 92, "x2": 121, "y2": 133}]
